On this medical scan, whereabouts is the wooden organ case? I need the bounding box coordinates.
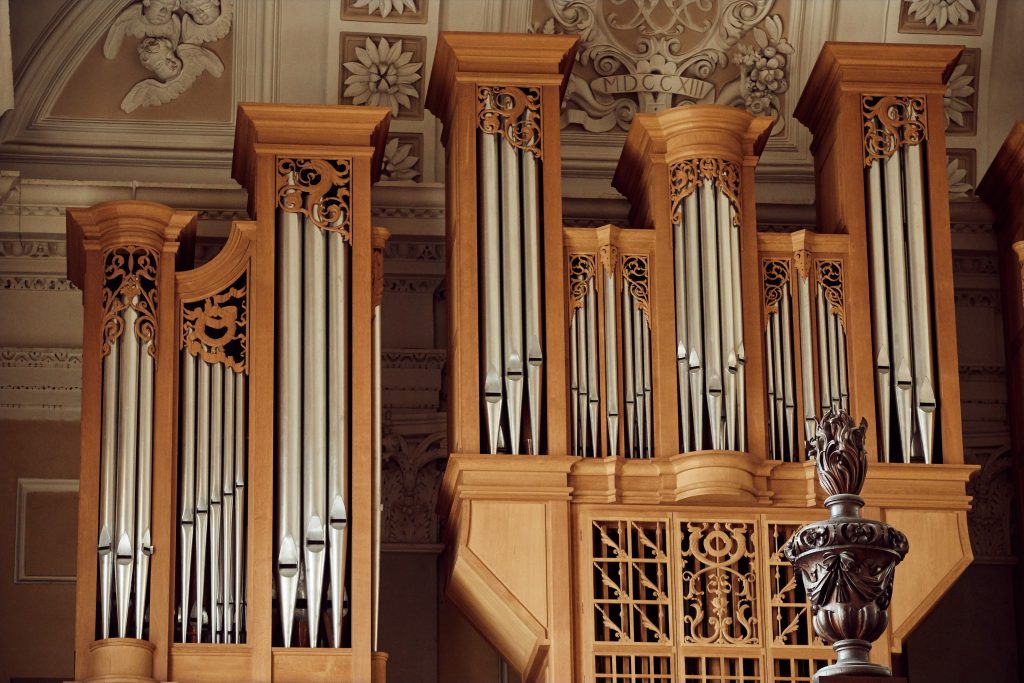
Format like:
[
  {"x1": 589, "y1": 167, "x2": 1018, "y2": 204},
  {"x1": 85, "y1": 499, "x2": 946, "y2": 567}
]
[
  {"x1": 430, "y1": 35, "x2": 977, "y2": 683},
  {"x1": 66, "y1": 104, "x2": 392, "y2": 682}
]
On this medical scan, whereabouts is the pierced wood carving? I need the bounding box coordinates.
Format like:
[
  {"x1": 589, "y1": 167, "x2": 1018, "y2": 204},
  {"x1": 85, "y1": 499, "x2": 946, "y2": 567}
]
[
  {"x1": 679, "y1": 521, "x2": 759, "y2": 645},
  {"x1": 181, "y1": 272, "x2": 248, "y2": 373},
  {"x1": 669, "y1": 158, "x2": 742, "y2": 225},
  {"x1": 276, "y1": 158, "x2": 353, "y2": 238},
  {"x1": 102, "y1": 245, "x2": 159, "y2": 359},
  {"x1": 477, "y1": 85, "x2": 543, "y2": 159},
  {"x1": 621, "y1": 255, "x2": 650, "y2": 319},
  {"x1": 793, "y1": 249, "x2": 811, "y2": 278},
  {"x1": 862, "y1": 95, "x2": 928, "y2": 166},
  {"x1": 815, "y1": 259, "x2": 846, "y2": 331},
  {"x1": 762, "y1": 258, "x2": 791, "y2": 321},
  {"x1": 569, "y1": 253, "x2": 596, "y2": 313}
]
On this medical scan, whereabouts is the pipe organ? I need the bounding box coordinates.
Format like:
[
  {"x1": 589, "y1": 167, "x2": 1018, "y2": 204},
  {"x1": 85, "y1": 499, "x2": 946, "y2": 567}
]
[
  {"x1": 67, "y1": 105, "x2": 391, "y2": 682},
  {"x1": 431, "y1": 34, "x2": 977, "y2": 683}
]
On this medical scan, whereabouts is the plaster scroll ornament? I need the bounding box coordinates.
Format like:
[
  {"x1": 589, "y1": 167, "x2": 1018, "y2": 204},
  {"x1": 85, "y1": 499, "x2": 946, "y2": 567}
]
[
  {"x1": 121, "y1": 38, "x2": 224, "y2": 114},
  {"x1": 104, "y1": 0, "x2": 233, "y2": 114},
  {"x1": 534, "y1": 0, "x2": 793, "y2": 134},
  {"x1": 905, "y1": 0, "x2": 977, "y2": 30}
]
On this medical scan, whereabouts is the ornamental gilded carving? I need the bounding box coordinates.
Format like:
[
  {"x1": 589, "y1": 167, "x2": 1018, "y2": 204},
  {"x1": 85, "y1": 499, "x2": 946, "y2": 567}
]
[
  {"x1": 181, "y1": 273, "x2": 247, "y2": 373},
  {"x1": 277, "y1": 158, "x2": 354, "y2": 238},
  {"x1": 862, "y1": 95, "x2": 928, "y2": 166},
  {"x1": 477, "y1": 85, "x2": 543, "y2": 159},
  {"x1": 102, "y1": 246, "x2": 159, "y2": 359}
]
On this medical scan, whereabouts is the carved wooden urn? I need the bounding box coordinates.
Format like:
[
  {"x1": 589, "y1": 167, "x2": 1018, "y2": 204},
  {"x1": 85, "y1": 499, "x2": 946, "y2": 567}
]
[{"x1": 784, "y1": 409, "x2": 910, "y2": 679}]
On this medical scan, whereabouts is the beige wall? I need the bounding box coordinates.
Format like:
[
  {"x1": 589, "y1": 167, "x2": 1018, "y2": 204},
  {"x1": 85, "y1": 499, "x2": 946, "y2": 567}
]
[{"x1": 0, "y1": 419, "x2": 80, "y2": 683}]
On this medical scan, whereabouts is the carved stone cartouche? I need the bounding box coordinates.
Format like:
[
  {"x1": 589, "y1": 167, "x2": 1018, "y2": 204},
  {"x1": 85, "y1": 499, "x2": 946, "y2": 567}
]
[{"x1": 783, "y1": 409, "x2": 909, "y2": 680}]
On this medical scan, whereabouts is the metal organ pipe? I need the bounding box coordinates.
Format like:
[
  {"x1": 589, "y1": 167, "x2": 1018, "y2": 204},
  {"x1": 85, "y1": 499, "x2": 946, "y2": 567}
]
[
  {"x1": 372, "y1": 297, "x2": 383, "y2": 651},
  {"x1": 603, "y1": 268, "x2": 619, "y2": 455},
  {"x1": 195, "y1": 356, "x2": 211, "y2": 641},
  {"x1": 276, "y1": 205, "x2": 302, "y2": 647},
  {"x1": 179, "y1": 351, "x2": 196, "y2": 641},
  {"x1": 683, "y1": 192, "x2": 703, "y2": 451},
  {"x1": 867, "y1": 161, "x2": 893, "y2": 461},
  {"x1": 700, "y1": 180, "x2": 724, "y2": 450},
  {"x1": 585, "y1": 281, "x2": 600, "y2": 454},
  {"x1": 716, "y1": 190, "x2": 737, "y2": 451},
  {"x1": 209, "y1": 362, "x2": 223, "y2": 643},
  {"x1": 620, "y1": 284, "x2": 635, "y2": 457},
  {"x1": 479, "y1": 130, "x2": 504, "y2": 455},
  {"x1": 232, "y1": 370, "x2": 246, "y2": 642},
  {"x1": 114, "y1": 304, "x2": 141, "y2": 638},
  {"x1": 98, "y1": 340, "x2": 119, "y2": 639},
  {"x1": 500, "y1": 137, "x2": 525, "y2": 455},
  {"x1": 303, "y1": 219, "x2": 328, "y2": 647},
  {"x1": 134, "y1": 342, "x2": 154, "y2": 639},
  {"x1": 221, "y1": 365, "x2": 235, "y2": 644},
  {"x1": 672, "y1": 215, "x2": 691, "y2": 452},
  {"x1": 796, "y1": 270, "x2": 816, "y2": 443},
  {"x1": 729, "y1": 205, "x2": 746, "y2": 452},
  {"x1": 521, "y1": 150, "x2": 543, "y2": 455},
  {"x1": 327, "y1": 230, "x2": 349, "y2": 649},
  {"x1": 905, "y1": 143, "x2": 937, "y2": 463}
]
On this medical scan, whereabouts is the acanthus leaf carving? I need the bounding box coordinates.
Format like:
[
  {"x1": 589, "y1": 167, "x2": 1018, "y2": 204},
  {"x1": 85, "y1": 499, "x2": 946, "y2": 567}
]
[
  {"x1": 477, "y1": 86, "x2": 543, "y2": 159},
  {"x1": 670, "y1": 157, "x2": 742, "y2": 227},
  {"x1": 568, "y1": 253, "x2": 596, "y2": 313},
  {"x1": 815, "y1": 259, "x2": 846, "y2": 332},
  {"x1": 277, "y1": 158, "x2": 354, "y2": 239},
  {"x1": 862, "y1": 95, "x2": 928, "y2": 166}
]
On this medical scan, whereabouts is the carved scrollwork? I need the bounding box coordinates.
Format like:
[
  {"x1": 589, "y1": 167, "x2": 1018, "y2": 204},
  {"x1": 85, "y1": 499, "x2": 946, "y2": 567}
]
[
  {"x1": 102, "y1": 246, "x2": 159, "y2": 359},
  {"x1": 598, "y1": 244, "x2": 619, "y2": 282},
  {"x1": 862, "y1": 95, "x2": 928, "y2": 166},
  {"x1": 569, "y1": 253, "x2": 596, "y2": 313},
  {"x1": 815, "y1": 259, "x2": 846, "y2": 331},
  {"x1": 762, "y1": 258, "x2": 790, "y2": 322},
  {"x1": 181, "y1": 273, "x2": 248, "y2": 373},
  {"x1": 679, "y1": 521, "x2": 759, "y2": 645},
  {"x1": 621, "y1": 255, "x2": 650, "y2": 319},
  {"x1": 276, "y1": 158, "x2": 353, "y2": 238},
  {"x1": 477, "y1": 85, "x2": 543, "y2": 159},
  {"x1": 669, "y1": 157, "x2": 742, "y2": 226}
]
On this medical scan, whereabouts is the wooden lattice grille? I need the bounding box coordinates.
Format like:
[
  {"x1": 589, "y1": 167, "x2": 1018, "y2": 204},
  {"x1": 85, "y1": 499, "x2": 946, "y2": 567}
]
[{"x1": 584, "y1": 513, "x2": 834, "y2": 683}]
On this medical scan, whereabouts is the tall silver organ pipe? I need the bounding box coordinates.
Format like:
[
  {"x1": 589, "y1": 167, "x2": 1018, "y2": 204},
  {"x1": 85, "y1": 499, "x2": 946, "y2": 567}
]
[
  {"x1": 371, "y1": 291, "x2": 383, "y2": 651},
  {"x1": 327, "y1": 229, "x2": 349, "y2": 649},
  {"x1": 864, "y1": 99, "x2": 939, "y2": 463},
  {"x1": 98, "y1": 338, "x2": 118, "y2": 639},
  {"x1": 476, "y1": 92, "x2": 545, "y2": 455},
  {"x1": 670, "y1": 160, "x2": 745, "y2": 454}
]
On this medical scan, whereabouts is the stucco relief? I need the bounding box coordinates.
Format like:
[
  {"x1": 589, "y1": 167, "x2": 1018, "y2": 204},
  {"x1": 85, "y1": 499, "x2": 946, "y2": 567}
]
[
  {"x1": 532, "y1": 0, "x2": 793, "y2": 134},
  {"x1": 382, "y1": 430, "x2": 447, "y2": 544},
  {"x1": 104, "y1": 0, "x2": 232, "y2": 114}
]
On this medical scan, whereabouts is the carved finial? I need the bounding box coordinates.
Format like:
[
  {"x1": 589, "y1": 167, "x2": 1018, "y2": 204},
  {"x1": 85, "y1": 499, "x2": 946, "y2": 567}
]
[{"x1": 806, "y1": 407, "x2": 869, "y2": 498}]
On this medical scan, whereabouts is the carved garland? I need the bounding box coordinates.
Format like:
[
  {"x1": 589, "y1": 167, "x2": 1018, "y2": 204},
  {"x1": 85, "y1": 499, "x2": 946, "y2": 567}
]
[
  {"x1": 862, "y1": 95, "x2": 928, "y2": 166},
  {"x1": 181, "y1": 272, "x2": 248, "y2": 374},
  {"x1": 477, "y1": 85, "x2": 543, "y2": 159},
  {"x1": 102, "y1": 246, "x2": 159, "y2": 359},
  {"x1": 276, "y1": 158, "x2": 353, "y2": 239},
  {"x1": 815, "y1": 259, "x2": 846, "y2": 331},
  {"x1": 762, "y1": 257, "x2": 790, "y2": 322},
  {"x1": 669, "y1": 157, "x2": 742, "y2": 227},
  {"x1": 621, "y1": 254, "x2": 650, "y2": 320},
  {"x1": 569, "y1": 253, "x2": 596, "y2": 313}
]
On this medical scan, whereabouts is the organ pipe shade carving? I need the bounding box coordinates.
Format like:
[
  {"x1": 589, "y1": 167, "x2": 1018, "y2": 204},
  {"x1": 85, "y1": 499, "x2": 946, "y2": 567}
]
[
  {"x1": 181, "y1": 277, "x2": 248, "y2": 373},
  {"x1": 477, "y1": 85, "x2": 543, "y2": 159},
  {"x1": 863, "y1": 93, "x2": 939, "y2": 464},
  {"x1": 102, "y1": 246, "x2": 159, "y2": 359},
  {"x1": 276, "y1": 158, "x2": 354, "y2": 238}
]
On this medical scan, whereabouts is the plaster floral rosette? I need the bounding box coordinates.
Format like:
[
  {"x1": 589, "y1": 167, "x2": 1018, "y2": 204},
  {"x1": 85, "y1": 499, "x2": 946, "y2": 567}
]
[
  {"x1": 905, "y1": 0, "x2": 977, "y2": 30},
  {"x1": 343, "y1": 36, "x2": 422, "y2": 117}
]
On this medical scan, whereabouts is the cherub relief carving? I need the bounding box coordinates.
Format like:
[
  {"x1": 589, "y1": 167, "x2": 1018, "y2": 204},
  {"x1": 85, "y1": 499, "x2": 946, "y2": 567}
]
[{"x1": 103, "y1": 0, "x2": 234, "y2": 114}]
